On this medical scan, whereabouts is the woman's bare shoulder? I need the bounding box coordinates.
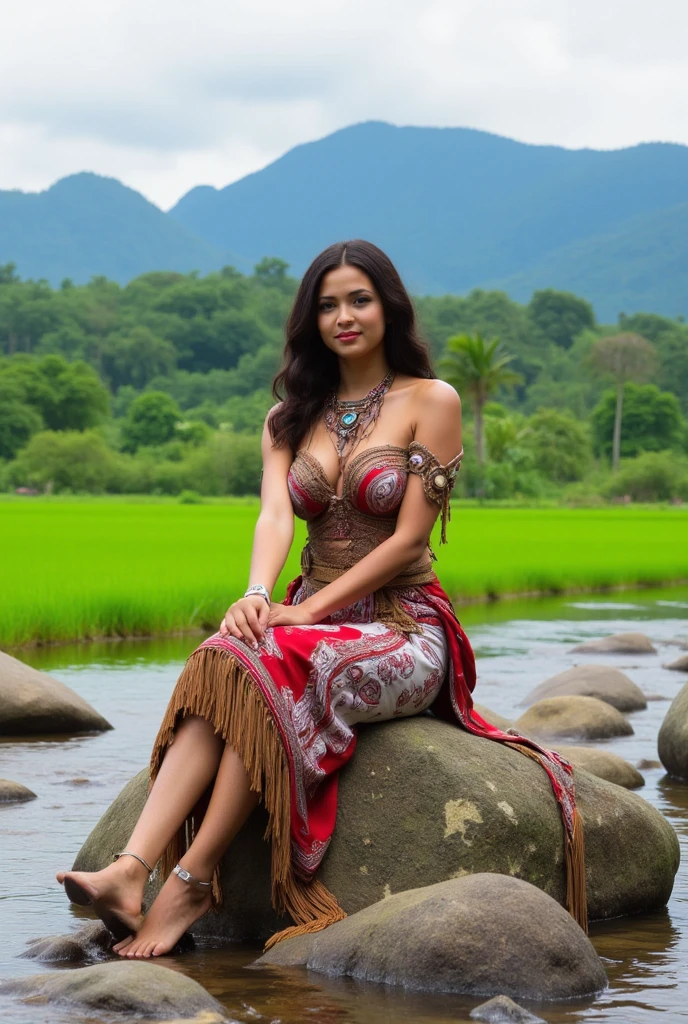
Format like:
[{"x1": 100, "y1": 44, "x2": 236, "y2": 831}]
[{"x1": 411, "y1": 378, "x2": 461, "y2": 412}]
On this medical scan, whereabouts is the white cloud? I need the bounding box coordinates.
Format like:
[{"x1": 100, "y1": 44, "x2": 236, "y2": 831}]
[{"x1": 1, "y1": 0, "x2": 686, "y2": 207}]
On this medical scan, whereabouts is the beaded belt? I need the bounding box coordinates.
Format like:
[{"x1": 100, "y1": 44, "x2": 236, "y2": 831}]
[{"x1": 301, "y1": 548, "x2": 436, "y2": 588}]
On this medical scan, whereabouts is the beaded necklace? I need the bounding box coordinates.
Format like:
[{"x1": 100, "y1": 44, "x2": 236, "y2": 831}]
[{"x1": 324, "y1": 369, "x2": 395, "y2": 476}]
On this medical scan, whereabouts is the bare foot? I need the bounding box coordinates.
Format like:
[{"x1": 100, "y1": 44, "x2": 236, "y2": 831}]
[
  {"x1": 113, "y1": 869, "x2": 211, "y2": 958},
  {"x1": 56, "y1": 858, "x2": 147, "y2": 939}
]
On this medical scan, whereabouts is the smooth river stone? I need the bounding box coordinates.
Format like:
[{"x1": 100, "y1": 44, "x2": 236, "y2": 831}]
[
  {"x1": 256, "y1": 874, "x2": 608, "y2": 1000},
  {"x1": 521, "y1": 665, "x2": 647, "y2": 712},
  {"x1": 570, "y1": 632, "x2": 657, "y2": 655},
  {"x1": 658, "y1": 681, "x2": 688, "y2": 780},
  {"x1": 664, "y1": 655, "x2": 688, "y2": 672},
  {"x1": 554, "y1": 747, "x2": 644, "y2": 789},
  {"x1": 0, "y1": 650, "x2": 111, "y2": 736},
  {"x1": 514, "y1": 695, "x2": 634, "y2": 741},
  {"x1": 0, "y1": 778, "x2": 37, "y2": 803}
]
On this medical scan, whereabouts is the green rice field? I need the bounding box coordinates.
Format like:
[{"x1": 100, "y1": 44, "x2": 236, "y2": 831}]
[{"x1": 1, "y1": 497, "x2": 686, "y2": 647}]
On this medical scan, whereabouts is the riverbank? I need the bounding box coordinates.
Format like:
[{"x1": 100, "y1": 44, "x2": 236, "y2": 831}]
[{"x1": 2, "y1": 499, "x2": 686, "y2": 647}]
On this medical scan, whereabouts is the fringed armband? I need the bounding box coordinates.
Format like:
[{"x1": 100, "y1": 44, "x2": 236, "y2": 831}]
[{"x1": 407, "y1": 441, "x2": 463, "y2": 544}]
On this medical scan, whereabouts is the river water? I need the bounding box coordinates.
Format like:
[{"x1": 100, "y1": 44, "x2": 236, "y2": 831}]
[{"x1": 1, "y1": 588, "x2": 687, "y2": 1024}]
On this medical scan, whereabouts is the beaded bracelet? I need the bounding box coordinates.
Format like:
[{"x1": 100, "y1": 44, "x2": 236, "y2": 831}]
[{"x1": 244, "y1": 584, "x2": 271, "y2": 606}]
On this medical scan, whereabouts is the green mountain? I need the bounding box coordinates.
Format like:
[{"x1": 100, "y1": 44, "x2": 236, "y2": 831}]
[
  {"x1": 171, "y1": 121, "x2": 688, "y2": 320},
  {"x1": 0, "y1": 173, "x2": 245, "y2": 284},
  {"x1": 2, "y1": 123, "x2": 687, "y2": 320}
]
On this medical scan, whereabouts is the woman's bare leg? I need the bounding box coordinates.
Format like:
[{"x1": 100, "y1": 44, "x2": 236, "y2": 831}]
[
  {"x1": 114, "y1": 744, "x2": 258, "y2": 957},
  {"x1": 57, "y1": 715, "x2": 225, "y2": 929}
]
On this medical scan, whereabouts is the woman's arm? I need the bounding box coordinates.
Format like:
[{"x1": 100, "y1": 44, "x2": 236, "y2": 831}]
[
  {"x1": 220, "y1": 407, "x2": 295, "y2": 644},
  {"x1": 270, "y1": 380, "x2": 462, "y2": 626}
]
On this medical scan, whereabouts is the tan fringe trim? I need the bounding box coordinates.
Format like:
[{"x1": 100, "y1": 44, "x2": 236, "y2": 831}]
[
  {"x1": 148, "y1": 646, "x2": 347, "y2": 946},
  {"x1": 506, "y1": 741, "x2": 588, "y2": 934},
  {"x1": 373, "y1": 588, "x2": 423, "y2": 637}
]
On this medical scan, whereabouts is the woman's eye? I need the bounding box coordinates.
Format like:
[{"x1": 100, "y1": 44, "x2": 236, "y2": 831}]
[
  {"x1": 318, "y1": 302, "x2": 333, "y2": 312},
  {"x1": 354, "y1": 296, "x2": 371, "y2": 306}
]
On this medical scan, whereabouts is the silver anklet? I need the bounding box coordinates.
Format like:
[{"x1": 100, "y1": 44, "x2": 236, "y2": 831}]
[
  {"x1": 173, "y1": 863, "x2": 213, "y2": 892},
  {"x1": 113, "y1": 849, "x2": 154, "y2": 877}
]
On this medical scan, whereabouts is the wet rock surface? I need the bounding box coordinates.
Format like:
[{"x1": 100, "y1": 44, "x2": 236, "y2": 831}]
[
  {"x1": 74, "y1": 717, "x2": 679, "y2": 941},
  {"x1": 514, "y1": 695, "x2": 634, "y2": 741},
  {"x1": 469, "y1": 994, "x2": 546, "y2": 1022},
  {"x1": 0, "y1": 960, "x2": 226, "y2": 1019},
  {"x1": 0, "y1": 778, "x2": 37, "y2": 802},
  {"x1": 522, "y1": 664, "x2": 647, "y2": 712},
  {"x1": 0, "y1": 649, "x2": 111, "y2": 736},
  {"x1": 658, "y1": 681, "x2": 688, "y2": 780},
  {"x1": 570, "y1": 632, "x2": 657, "y2": 655},
  {"x1": 555, "y1": 746, "x2": 645, "y2": 789},
  {"x1": 256, "y1": 874, "x2": 608, "y2": 1000},
  {"x1": 21, "y1": 921, "x2": 112, "y2": 962}
]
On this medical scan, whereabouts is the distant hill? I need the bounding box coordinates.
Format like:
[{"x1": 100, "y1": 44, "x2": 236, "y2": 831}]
[
  {"x1": 171, "y1": 121, "x2": 688, "y2": 320},
  {"x1": 0, "y1": 173, "x2": 247, "y2": 285},
  {"x1": 3, "y1": 124, "x2": 688, "y2": 320}
]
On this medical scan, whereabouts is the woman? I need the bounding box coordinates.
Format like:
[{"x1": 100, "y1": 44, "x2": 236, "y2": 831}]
[{"x1": 58, "y1": 240, "x2": 585, "y2": 959}]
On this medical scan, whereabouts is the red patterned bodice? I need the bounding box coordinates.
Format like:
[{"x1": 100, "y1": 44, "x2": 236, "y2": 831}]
[{"x1": 287, "y1": 444, "x2": 408, "y2": 521}]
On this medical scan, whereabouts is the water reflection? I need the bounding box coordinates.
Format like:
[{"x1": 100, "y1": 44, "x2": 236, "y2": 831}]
[{"x1": 1, "y1": 589, "x2": 687, "y2": 1023}]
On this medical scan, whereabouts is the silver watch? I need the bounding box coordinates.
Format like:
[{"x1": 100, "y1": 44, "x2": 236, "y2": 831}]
[{"x1": 244, "y1": 584, "x2": 271, "y2": 606}]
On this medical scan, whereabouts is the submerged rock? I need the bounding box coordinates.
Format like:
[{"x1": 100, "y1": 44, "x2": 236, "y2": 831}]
[
  {"x1": 555, "y1": 747, "x2": 644, "y2": 789},
  {"x1": 0, "y1": 650, "x2": 111, "y2": 736},
  {"x1": 0, "y1": 961, "x2": 226, "y2": 1019},
  {"x1": 570, "y1": 632, "x2": 656, "y2": 655},
  {"x1": 664, "y1": 655, "x2": 688, "y2": 672},
  {"x1": 658, "y1": 681, "x2": 688, "y2": 780},
  {"x1": 470, "y1": 995, "x2": 546, "y2": 1023},
  {"x1": 257, "y1": 874, "x2": 607, "y2": 1000},
  {"x1": 0, "y1": 778, "x2": 36, "y2": 802},
  {"x1": 21, "y1": 922, "x2": 112, "y2": 962},
  {"x1": 522, "y1": 665, "x2": 647, "y2": 712},
  {"x1": 73, "y1": 718, "x2": 679, "y2": 941},
  {"x1": 514, "y1": 695, "x2": 634, "y2": 741}
]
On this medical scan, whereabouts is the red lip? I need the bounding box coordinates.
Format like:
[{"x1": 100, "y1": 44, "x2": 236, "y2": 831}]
[{"x1": 335, "y1": 331, "x2": 361, "y2": 340}]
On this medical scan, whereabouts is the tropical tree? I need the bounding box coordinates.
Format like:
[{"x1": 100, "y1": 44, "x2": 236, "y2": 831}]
[
  {"x1": 590, "y1": 333, "x2": 656, "y2": 470},
  {"x1": 439, "y1": 333, "x2": 522, "y2": 464}
]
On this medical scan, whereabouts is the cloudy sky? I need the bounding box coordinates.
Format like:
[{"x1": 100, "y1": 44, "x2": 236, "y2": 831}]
[{"x1": 2, "y1": 0, "x2": 686, "y2": 209}]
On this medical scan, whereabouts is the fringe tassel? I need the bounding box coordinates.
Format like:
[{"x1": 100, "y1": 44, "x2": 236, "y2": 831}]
[
  {"x1": 506, "y1": 741, "x2": 588, "y2": 934},
  {"x1": 373, "y1": 588, "x2": 423, "y2": 637},
  {"x1": 440, "y1": 492, "x2": 451, "y2": 545},
  {"x1": 149, "y1": 646, "x2": 347, "y2": 947},
  {"x1": 565, "y1": 807, "x2": 588, "y2": 933}
]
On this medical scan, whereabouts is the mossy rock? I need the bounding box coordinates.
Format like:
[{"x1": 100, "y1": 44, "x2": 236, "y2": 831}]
[{"x1": 73, "y1": 717, "x2": 679, "y2": 942}]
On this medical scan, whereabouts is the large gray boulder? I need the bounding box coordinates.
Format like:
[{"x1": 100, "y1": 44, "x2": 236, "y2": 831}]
[
  {"x1": 658, "y1": 681, "x2": 688, "y2": 780},
  {"x1": 570, "y1": 632, "x2": 656, "y2": 655},
  {"x1": 0, "y1": 650, "x2": 111, "y2": 736},
  {"x1": 0, "y1": 778, "x2": 36, "y2": 802},
  {"x1": 73, "y1": 718, "x2": 679, "y2": 942},
  {"x1": 555, "y1": 747, "x2": 644, "y2": 790},
  {"x1": 0, "y1": 961, "x2": 226, "y2": 1019},
  {"x1": 514, "y1": 696, "x2": 634, "y2": 741},
  {"x1": 256, "y1": 874, "x2": 607, "y2": 1000},
  {"x1": 522, "y1": 665, "x2": 647, "y2": 713}
]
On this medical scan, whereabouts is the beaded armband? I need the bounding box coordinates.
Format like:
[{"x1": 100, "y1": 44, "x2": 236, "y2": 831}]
[{"x1": 407, "y1": 441, "x2": 463, "y2": 544}]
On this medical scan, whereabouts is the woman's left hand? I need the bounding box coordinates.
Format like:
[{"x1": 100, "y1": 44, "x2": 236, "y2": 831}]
[{"x1": 267, "y1": 602, "x2": 316, "y2": 628}]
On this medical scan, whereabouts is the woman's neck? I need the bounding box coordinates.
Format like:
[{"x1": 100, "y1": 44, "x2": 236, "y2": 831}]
[{"x1": 336, "y1": 354, "x2": 391, "y2": 401}]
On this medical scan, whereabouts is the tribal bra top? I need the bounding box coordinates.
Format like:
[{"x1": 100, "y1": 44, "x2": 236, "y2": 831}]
[{"x1": 287, "y1": 441, "x2": 463, "y2": 585}]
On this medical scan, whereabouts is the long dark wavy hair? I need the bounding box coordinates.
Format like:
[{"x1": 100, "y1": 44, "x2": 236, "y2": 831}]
[{"x1": 269, "y1": 239, "x2": 435, "y2": 452}]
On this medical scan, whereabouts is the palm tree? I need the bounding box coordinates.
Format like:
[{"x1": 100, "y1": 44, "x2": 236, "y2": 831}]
[
  {"x1": 439, "y1": 333, "x2": 522, "y2": 465},
  {"x1": 590, "y1": 333, "x2": 656, "y2": 471}
]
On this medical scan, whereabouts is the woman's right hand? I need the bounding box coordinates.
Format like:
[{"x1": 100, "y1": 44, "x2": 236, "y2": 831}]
[{"x1": 219, "y1": 595, "x2": 270, "y2": 648}]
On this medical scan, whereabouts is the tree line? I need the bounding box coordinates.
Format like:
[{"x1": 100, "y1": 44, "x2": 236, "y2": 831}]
[{"x1": 0, "y1": 260, "x2": 687, "y2": 503}]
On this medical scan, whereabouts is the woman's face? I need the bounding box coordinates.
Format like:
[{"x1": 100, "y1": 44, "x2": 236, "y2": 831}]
[{"x1": 317, "y1": 264, "x2": 386, "y2": 361}]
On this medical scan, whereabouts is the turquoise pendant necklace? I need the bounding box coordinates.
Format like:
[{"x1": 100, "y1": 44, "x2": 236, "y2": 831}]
[{"x1": 324, "y1": 369, "x2": 395, "y2": 475}]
